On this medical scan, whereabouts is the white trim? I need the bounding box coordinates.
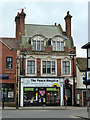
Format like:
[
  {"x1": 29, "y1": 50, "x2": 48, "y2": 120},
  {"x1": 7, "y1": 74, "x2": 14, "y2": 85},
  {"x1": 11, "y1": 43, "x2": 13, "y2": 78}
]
[
  {"x1": 20, "y1": 77, "x2": 64, "y2": 107},
  {"x1": 25, "y1": 56, "x2": 37, "y2": 76},
  {"x1": 61, "y1": 58, "x2": 71, "y2": 76},
  {"x1": 51, "y1": 36, "x2": 65, "y2": 51},
  {"x1": 31, "y1": 35, "x2": 46, "y2": 51},
  {"x1": 41, "y1": 59, "x2": 57, "y2": 76}
]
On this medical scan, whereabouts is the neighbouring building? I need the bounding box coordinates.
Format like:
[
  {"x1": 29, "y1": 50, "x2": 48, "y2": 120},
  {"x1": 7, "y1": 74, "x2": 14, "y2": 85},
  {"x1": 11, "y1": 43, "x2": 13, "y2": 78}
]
[
  {"x1": 14, "y1": 9, "x2": 76, "y2": 107},
  {"x1": 0, "y1": 38, "x2": 19, "y2": 106},
  {"x1": 76, "y1": 58, "x2": 90, "y2": 107}
]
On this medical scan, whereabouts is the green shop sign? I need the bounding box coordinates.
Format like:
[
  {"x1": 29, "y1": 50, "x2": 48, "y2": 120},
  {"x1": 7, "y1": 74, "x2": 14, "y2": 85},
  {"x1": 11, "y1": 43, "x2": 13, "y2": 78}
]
[
  {"x1": 46, "y1": 88, "x2": 57, "y2": 91},
  {"x1": 24, "y1": 88, "x2": 34, "y2": 91}
]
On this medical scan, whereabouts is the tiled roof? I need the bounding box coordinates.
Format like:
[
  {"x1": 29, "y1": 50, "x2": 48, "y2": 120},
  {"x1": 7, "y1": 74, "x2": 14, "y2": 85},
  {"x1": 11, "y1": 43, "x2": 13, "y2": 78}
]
[
  {"x1": 24, "y1": 24, "x2": 65, "y2": 38},
  {"x1": 0, "y1": 38, "x2": 20, "y2": 49},
  {"x1": 76, "y1": 58, "x2": 87, "y2": 72},
  {"x1": 82, "y1": 42, "x2": 90, "y2": 49}
]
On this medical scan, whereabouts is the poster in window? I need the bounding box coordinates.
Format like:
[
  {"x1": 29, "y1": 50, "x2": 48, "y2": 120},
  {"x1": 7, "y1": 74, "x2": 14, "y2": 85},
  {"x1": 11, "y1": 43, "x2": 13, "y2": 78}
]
[{"x1": 8, "y1": 91, "x2": 14, "y2": 98}]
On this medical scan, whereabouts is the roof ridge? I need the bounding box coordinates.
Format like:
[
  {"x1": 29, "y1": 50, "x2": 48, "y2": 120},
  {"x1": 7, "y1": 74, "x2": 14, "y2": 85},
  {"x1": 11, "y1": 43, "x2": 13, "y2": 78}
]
[{"x1": 25, "y1": 24, "x2": 60, "y2": 27}]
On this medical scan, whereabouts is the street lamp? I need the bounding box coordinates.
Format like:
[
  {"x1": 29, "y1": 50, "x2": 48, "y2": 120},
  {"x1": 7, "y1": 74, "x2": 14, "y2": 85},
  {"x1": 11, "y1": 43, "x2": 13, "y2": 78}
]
[
  {"x1": 69, "y1": 51, "x2": 76, "y2": 106},
  {"x1": 16, "y1": 56, "x2": 20, "y2": 109}
]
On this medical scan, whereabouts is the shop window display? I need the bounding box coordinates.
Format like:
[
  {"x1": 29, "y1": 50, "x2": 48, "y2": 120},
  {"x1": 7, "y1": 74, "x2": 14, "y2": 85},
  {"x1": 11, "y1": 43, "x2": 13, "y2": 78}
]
[
  {"x1": 23, "y1": 87, "x2": 60, "y2": 106},
  {"x1": 1, "y1": 83, "x2": 14, "y2": 102},
  {"x1": 24, "y1": 88, "x2": 38, "y2": 106},
  {"x1": 46, "y1": 88, "x2": 60, "y2": 105}
]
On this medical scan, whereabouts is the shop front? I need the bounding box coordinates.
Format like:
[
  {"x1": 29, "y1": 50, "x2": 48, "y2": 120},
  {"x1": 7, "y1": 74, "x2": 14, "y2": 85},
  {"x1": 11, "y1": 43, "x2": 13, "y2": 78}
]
[{"x1": 20, "y1": 77, "x2": 64, "y2": 106}]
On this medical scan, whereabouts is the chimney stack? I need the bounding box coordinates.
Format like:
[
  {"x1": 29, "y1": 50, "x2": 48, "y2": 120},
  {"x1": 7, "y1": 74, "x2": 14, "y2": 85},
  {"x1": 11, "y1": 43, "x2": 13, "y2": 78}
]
[
  {"x1": 55, "y1": 23, "x2": 57, "y2": 26},
  {"x1": 64, "y1": 11, "x2": 72, "y2": 37},
  {"x1": 15, "y1": 12, "x2": 20, "y2": 40},
  {"x1": 15, "y1": 9, "x2": 26, "y2": 40}
]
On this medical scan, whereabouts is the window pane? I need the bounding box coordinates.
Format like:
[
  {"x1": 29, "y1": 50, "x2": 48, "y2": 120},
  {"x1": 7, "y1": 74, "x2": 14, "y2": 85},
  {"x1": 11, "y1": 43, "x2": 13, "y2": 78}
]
[
  {"x1": 41, "y1": 41, "x2": 44, "y2": 50},
  {"x1": 62, "y1": 61, "x2": 70, "y2": 74},
  {"x1": 27, "y1": 60, "x2": 35, "y2": 74},
  {"x1": 42, "y1": 61, "x2": 46, "y2": 73},
  {"x1": 6, "y1": 57, "x2": 12, "y2": 69},
  {"x1": 52, "y1": 61, "x2": 55, "y2": 73},
  {"x1": 57, "y1": 41, "x2": 60, "y2": 51},
  {"x1": 47, "y1": 61, "x2": 51, "y2": 73},
  {"x1": 32, "y1": 40, "x2": 36, "y2": 50},
  {"x1": 61, "y1": 41, "x2": 64, "y2": 51},
  {"x1": 53, "y1": 41, "x2": 56, "y2": 51},
  {"x1": 37, "y1": 41, "x2": 40, "y2": 50}
]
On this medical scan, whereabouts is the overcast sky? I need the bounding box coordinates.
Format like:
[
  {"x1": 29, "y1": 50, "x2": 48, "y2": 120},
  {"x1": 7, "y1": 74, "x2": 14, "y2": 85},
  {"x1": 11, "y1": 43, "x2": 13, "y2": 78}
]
[{"x1": 0, "y1": 0, "x2": 89, "y2": 57}]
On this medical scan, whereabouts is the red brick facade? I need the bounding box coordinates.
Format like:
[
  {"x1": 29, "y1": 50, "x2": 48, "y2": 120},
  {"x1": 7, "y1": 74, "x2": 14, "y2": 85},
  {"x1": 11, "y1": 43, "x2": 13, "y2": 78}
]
[
  {"x1": 64, "y1": 11, "x2": 72, "y2": 37},
  {"x1": 0, "y1": 41, "x2": 17, "y2": 104},
  {"x1": 57, "y1": 59, "x2": 61, "y2": 76},
  {"x1": 37, "y1": 58, "x2": 41, "y2": 76}
]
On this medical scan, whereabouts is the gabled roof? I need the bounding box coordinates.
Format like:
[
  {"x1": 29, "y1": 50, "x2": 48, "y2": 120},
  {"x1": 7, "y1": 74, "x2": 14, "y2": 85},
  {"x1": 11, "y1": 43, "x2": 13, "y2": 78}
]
[
  {"x1": 76, "y1": 58, "x2": 87, "y2": 72},
  {"x1": 0, "y1": 38, "x2": 20, "y2": 49},
  {"x1": 82, "y1": 42, "x2": 90, "y2": 49},
  {"x1": 24, "y1": 24, "x2": 66, "y2": 38}
]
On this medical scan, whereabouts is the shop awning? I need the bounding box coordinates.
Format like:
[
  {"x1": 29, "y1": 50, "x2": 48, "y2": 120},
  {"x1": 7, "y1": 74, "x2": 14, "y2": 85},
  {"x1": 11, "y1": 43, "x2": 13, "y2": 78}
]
[{"x1": 0, "y1": 75, "x2": 9, "y2": 79}]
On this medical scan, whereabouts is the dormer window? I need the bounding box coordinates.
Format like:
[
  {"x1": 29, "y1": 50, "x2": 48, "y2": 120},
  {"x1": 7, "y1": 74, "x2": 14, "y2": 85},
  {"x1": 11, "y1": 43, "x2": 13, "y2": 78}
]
[
  {"x1": 52, "y1": 36, "x2": 64, "y2": 51},
  {"x1": 31, "y1": 35, "x2": 45, "y2": 51}
]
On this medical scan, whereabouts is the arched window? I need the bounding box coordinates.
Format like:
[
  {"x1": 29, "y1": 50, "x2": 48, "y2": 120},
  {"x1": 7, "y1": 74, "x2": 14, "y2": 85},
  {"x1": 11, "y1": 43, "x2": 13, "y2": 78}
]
[
  {"x1": 31, "y1": 35, "x2": 45, "y2": 50},
  {"x1": 52, "y1": 36, "x2": 64, "y2": 51}
]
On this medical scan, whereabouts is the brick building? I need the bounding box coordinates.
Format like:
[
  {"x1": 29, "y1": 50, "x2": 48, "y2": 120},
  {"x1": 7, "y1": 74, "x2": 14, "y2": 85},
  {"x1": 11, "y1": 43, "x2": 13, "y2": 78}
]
[
  {"x1": 0, "y1": 9, "x2": 77, "y2": 107},
  {"x1": 14, "y1": 9, "x2": 76, "y2": 106},
  {"x1": 0, "y1": 38, "x2": 19, "y2": 106}
]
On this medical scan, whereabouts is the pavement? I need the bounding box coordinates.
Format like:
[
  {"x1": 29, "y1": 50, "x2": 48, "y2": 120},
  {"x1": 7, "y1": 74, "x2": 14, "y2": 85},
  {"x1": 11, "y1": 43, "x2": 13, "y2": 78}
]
[
  {"x1": 0, "y1": 106, "x2": 89, "y2": 119},
  {"x1": 0, "y1": 106, "x2": 88, "y2": 110}
]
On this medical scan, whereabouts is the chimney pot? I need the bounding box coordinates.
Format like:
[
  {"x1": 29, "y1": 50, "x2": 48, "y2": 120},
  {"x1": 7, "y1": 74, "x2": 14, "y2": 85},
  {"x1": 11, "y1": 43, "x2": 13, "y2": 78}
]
[
  {"x1": 55, "y1": 23, "x2": 57, "y2": 26},
  {"x1": 22, "y1": 9, "x2": 24, "y2": 13},
  {"x1": 17, "y1": 12, "x2": 19, "y2": 16},
  {"x1": 67, "y1": 11, "x2": 69, "y2": 15}
]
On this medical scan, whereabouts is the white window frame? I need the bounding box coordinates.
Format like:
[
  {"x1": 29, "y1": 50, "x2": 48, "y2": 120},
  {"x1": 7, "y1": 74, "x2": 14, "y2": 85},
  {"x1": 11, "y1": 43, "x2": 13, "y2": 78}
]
[
  {"x1": 26, "y1": 56, "x2": 37, "y2": 76},
  {"x1": 61, "y1": 59, "x2": 71, "y2": 76},
  {"x1": 41, "y1": 60, "x2": 56, "y2": 75},
  {"x1": 52, "y1": 36, "x2": 65, "y2": 51},
  {"x1": 32, "y1": 35, "x2": 45, "y2": 51}
]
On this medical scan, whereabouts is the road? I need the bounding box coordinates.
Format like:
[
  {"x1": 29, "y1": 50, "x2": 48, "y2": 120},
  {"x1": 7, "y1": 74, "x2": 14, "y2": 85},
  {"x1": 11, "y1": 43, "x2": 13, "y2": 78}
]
[{"x1": 1, "y1": 107, "x2": 88, "y2": 119}]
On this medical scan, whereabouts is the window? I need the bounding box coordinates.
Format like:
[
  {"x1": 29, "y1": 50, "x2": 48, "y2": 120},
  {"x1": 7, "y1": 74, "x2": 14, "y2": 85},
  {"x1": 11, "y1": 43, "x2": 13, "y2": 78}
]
[
  {"x1": 57, "y1": 41, "x2": 60, "y2": 51},
  {"x1": 42, "y1": 61, "x2": 55, "y2": 74},
  {"x1": 37, "y1": 41, "x2": 40, "y2": 50},
  {"x1": 53, "y1": 41, "x2": 56, "y2": 51},
  {"x1": 62, "y1": 61, "x2": 70, "y2": 74},
  {"x1": 61, "y1": 41, "x2": 64, "y2": 51},
  {"x1": 27, "y1": 60, "x2": 35, "y2": 74},
  {"x1": 6, "y1": 57, "x2": 12, "y2": 69},
  {"x1": 47, "y1": 61, "x2": 51, "y2": 73},
  {"x1": 52, "y1": 61, "x2": 55, "y2": 73},
  {"x1": 32, "y1": 40, "x2": 36, "y2": 50},
  {"x1": 52, "y1": 37, "x2": 64, "y2": 51},
  {"x1": 41, "y1": 41, "x2": 44, "y2": 50},
  {"x1": 42, "y1": 61, "x2": 46, "y2": 73},
  {"x1": 32, "y1": 36, "x2": 45, "y2": 50}
]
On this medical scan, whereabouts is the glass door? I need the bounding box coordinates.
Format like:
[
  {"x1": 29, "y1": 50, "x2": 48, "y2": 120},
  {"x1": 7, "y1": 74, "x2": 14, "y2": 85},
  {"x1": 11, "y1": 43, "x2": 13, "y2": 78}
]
[{"x1": 38, "y1": 88, "x2": 46, "y2": 106}]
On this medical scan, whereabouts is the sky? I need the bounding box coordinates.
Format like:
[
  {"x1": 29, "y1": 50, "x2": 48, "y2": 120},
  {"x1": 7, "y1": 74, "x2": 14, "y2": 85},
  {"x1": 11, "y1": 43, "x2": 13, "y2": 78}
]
[{"x1": 0, "y1": 0, "x2": 89, "y2": 57}]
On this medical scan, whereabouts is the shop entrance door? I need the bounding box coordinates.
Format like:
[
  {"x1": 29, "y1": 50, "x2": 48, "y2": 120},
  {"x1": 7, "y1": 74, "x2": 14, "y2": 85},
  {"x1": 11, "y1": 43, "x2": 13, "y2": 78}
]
[
  {"x1": 38, "y1": 88, "x2": 46, "y2": 106},
  {"x1": 83, "y1": 91, "x2": 87, "y2": 106}
]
